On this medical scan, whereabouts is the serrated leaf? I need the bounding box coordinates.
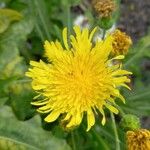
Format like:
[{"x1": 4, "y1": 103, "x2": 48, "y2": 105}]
[
  {"x1": 0, "y1": 106, "x2": 71, "y2": 150},
  {"x1": 0, "y1": 8, "x2": 22, "y2": 33}
]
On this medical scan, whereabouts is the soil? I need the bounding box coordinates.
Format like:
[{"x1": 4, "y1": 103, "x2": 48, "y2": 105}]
[{"x1": 118, "y1": 0, "x2": 150, "y2": 42}]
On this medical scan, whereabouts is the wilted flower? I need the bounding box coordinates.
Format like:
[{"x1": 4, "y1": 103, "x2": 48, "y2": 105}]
[
  {"x1": 26, "y1": 26, "x2": 132, "y2": 131},
  {"x1": 127, "y1": 129, "x2": 150, "y2": 150},
  {"x1": 92, "y1": 0, "x2": 116, "y2": 18},
  {"x1": 112, "y1": 29, "x2": 132, "y2": 55}
]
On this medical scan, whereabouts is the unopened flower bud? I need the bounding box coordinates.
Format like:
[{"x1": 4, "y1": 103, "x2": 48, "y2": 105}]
[{"x1": 120, "y1": 114, "x2": 140, "y2": 131}]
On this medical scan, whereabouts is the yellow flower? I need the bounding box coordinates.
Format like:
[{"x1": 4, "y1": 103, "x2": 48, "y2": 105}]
[
  {"x1": 26, "y1": 26, "x2": 132, "y2": 131},
  {"x1": 127, "y1": 129, "x2": 150, "y2": 150},
  {"x1": 112, "y1": 29, "x2": 132, "y2": 55},
  {"x1": 92, "y1": 0, "x2": 116, "y2": 18}
]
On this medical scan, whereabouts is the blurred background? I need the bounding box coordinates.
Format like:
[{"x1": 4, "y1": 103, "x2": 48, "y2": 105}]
[{"x1": 0, "y1": 0, "x2": 150, "y2": 150}]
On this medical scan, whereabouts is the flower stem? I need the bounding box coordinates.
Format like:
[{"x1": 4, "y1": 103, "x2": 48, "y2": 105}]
[
  {"x1": 71, "y1": 131, "x2": 76, "y2": 150},
  {"x1": 67, "y1": 5, "x2": 71, "y2": 36},
  {"x1": 102, "y1": 29, "x2": 106, "y2": 40},
  {"x1": 115, "y1": 104, "x2": 125, "y2": 117},
  {"x1": 91, "y1": 128, "x2": 110, "y2": 150},
  {"x1": 34, "y1": 0, "x2": 51, "y2": 40},
  {"x1": 110, "y1": 112, "x2": 120, "y2": 150}
]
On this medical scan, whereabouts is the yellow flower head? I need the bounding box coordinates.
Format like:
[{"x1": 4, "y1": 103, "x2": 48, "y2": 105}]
[
  {"x1": 127, "y1": 129, "x2": 150, "y2": 150},
  {"x1": 26, "y1": 26, "x2": 132, "y2": 131},
  {"x1": 92, "y1": 0, "x2": 116, "y2": 18},
  {"x1": 112, "y1": 29, "x2": 132, "y2": 56}
]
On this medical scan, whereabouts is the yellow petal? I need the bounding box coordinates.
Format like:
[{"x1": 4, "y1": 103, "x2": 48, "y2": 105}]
[
  {"x1": 92, "y1": 35, "x2": 113, "y2": 60},
  {"x1": 119, "y1": 83, "x2": 131, "y2": 90},
  {"x1": 112, "y1": 70, "x2": 132, "y2": 76},
  {"x1": 45, "y1": 111, "x2": 60, "y2": 122},
  {"x1": 112, "y1": 55, "x2": 124, "y2": 60},
  {"x1": 38, "y1": 104, "x2": 51, "y2": 111},
  {"x1": 89, "y1": 27, "x2": 97, "y2": 41},
  {"x1": 62, "y1": 27, "x2": 69, "y2": 50},
  {"x1": 31, "y1": 100, "x2": 48, "y2": 106},
  {"x1": 118, "y1": 94, "x2": 125, "y2": 103},
  {"x1": 86, "y1": 108, "x2": 95, "y2": 131},
  {"x1": 76, "y1": 112, "x2": 83, "y2": 125},
  {"x1": 66, "y1": 116, "x2": 76, "y2": 128},
  {"x1": 99, "y1": 108, "x2": 106, "y2": 126},
  {"x1": 63, "y1": 113, "x2": 71, "y2": 121},
  {"x1": 44, "y1": 40, "x2": 64, "y2": 61},
  {"x1": 105, "y1": 103, "x2": 119, "y2": 114},
  {"x1": 30, "y1": 61, "x2": 40, "y2": 67},
  {"x1": 73, "y1": 26, "x2": 81, "y2": 39}
]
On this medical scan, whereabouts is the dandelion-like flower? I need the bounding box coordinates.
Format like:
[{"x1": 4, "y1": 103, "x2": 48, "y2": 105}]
[
  {"x1": 127, "y1": 129, "x2": 150, "y2": 150},
  {"x1": 26, "y1": 26, "x2": 132, "y2": 131},
  {"x1": 112, "y1": 29, "x2": 132, "y2": 56}
]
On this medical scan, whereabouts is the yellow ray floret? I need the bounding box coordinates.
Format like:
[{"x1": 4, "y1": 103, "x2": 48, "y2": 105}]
[{"x1": 26, "y1": 26, "x2": 132, "y2": 131}]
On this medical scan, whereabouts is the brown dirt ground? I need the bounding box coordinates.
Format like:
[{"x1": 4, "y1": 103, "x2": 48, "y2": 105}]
[{"x1": 118, "y1": 0, "x2": 150, "y2": 42}]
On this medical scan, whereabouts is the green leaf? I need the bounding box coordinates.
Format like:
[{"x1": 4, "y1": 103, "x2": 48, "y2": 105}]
[
  {"x1": 0, "y1": 8, "x2": 22, "y2": 33},
  {"x1": 124, "y1": 34, "x2": 150, "y2": 69},
  {"x1": 0, "y1": 97, "x2": 8, "y2": 106},
  {"x1": 0, "y1": 0, "x2": 12, "y2": 3},
  {"x1": 0, "y1": 14, "x2": 35, "y2": 119},
  {"x1": 9, "y1": 81, "x2": 36, "y2": 120},
  {"x1": 0, "y1": 106, "x2": 71, "y2": 150},
  {"x1": 0, "y1": 14, "x2": 34, "y2": 78},
  {"x1": 121, "y1": 82, "x2": 150, "y2": 116},
  {"x1": 61, "y1": 0, "x2": 81, "y2": 6},
  {"x1": 28, "y1": 0, "x2": 51, "y2": 41},
  {"x1": 7, "y1": 0, "x2": 28, "y2": 11},
  {"x1": 0, "y1": 14, "x2": 33, "y2": 89},
  {"x1": 80, "y1": 124, "x2": 111, "y2": 150}
]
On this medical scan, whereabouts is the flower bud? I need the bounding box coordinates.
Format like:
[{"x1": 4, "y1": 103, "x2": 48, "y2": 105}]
[{"x1": 120, "y1": 114, "x2": 140, "y2": 131}]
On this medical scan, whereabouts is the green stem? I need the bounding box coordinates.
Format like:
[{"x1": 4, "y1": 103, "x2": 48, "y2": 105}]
[
  {"x1": 128, "y1": 91, "x2": 150, "y2": 101},
  {"x1": 110, "y1": 112, "x2": 120, "y2": 150},
  {"x1": 67, "y1": 5, "x2": 71, "y2": 35},
  {"x1": 124, "y1": 42, "x2": 148, "y2": 68},
  {"x1": 34, "y1": 0, "x2": 51, "y2": 40},
  {"x1": 102, "y1": 29, "x2": 106, "y2": 40},
  {"x1": 15, "y1": 79, "x2": 32, "y2": 83},
  {"x1": 71, "y1": 131, "x2": 76, "y2": 150},
  {"x1": 91, "y1": 128, "x2": 110, "y2": 150},
  {"x1": 35, "y1": 24, "x2": 45, "y2": 42},
  {"x1": 115, "y1": 104, "x2": 125, "y2": 117}
]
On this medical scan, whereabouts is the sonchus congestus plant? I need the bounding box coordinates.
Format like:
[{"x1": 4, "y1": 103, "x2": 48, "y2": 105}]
[{"x1": 26, "y1": 26, "x2": 132, "y2": 131}]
